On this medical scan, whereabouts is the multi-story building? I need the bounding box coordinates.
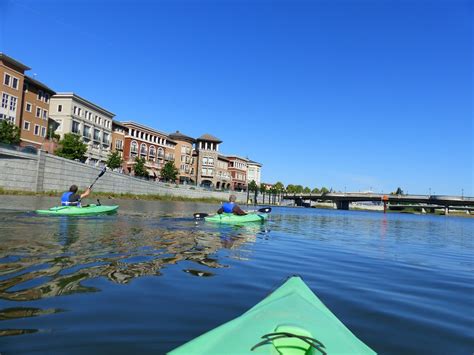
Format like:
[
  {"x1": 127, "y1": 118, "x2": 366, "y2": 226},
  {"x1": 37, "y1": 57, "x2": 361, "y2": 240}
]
[
  {"x1": 19, "y1": 76, "x2": 55, "y2": 148},
  {"x1": 169, "y1": 130, "x2": 195, "y2": 184},
  {"x1": 121, "y1": 121, "x2": 176, "y2": 178},
  {"x1": 0, "y1": 53, "x2": 28, "y2": 127},
  {"x1": 49, "y1": 93, "x2": 114, "y2": 166},
  {"x1": 227, "y1": 155, "x2": 249, "y2": 191},
  {"x1": 246, "y1": 160, "x2": 262, "y2": 186},
  {"x1": 110, "y1": 120, "x2": 127, "y2": 171},
  {"x1": 216, "y1": 155, "x2": 231, "y2": 190},
  {"x1": 195, "y1": 134, "x2": 222, "y2": 188}
]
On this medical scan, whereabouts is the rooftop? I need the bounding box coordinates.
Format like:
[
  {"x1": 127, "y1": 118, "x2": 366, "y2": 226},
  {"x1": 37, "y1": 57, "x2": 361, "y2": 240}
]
[
  {"x1": 25, "y1": 75, "x2": 56, "y2": 95},
  {"x1": 197, "y1": 133, "x2": 222, "y2": 143},
  {"x1": 169, "y1": 130, "x2": 195, "y2": 143},
  {"x1": 0, "y1": 53, "x2": 30, "y2": 71},
  {"x1": 52, "y1": 92, "x2": 115, "y2": 117}
]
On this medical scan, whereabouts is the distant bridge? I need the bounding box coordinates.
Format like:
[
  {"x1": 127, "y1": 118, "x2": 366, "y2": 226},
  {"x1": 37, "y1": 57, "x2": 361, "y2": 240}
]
[{"x1": 282, "y1": 192, "x2": 474, "y2": 213}]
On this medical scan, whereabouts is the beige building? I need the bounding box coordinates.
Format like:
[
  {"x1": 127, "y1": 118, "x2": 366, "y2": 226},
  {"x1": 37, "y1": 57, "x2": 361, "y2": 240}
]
[
  {"x1": 49, "y1": 93, "x2": 114, "y2": 166},
  {"x1": 216, "y1": 155, "x2": 232, "y2": 190},
  {"x1": 246, "y1": 160, "x2": 262, "y2": 186},
  {"x1": 195, "y1": 134, "x2": 222, "y2": 188},
  {"x1": 0, "y1": 53, "x2": 28, "y2": 127},
  {"x1": 19, "y1": 76, "x2": 55, "y2": 148},
  {"x1": 169, "y1": 131, "x2": 195, "y2": 184}
]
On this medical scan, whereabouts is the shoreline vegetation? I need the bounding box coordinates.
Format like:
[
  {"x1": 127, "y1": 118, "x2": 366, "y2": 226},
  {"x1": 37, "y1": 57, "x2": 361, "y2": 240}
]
[{"x1": 0, "y1": 188, "x2": 471, "y2": 217}]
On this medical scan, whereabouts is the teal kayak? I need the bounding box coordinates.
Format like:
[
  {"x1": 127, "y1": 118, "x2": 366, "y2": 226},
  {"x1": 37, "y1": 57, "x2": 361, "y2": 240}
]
[
  {"x1": 35, "y1": 204, "x2": 119, "y2": 216},
  {"x1": 169, "y1": 276, "x2": 376, "y2": 354},
  {"x1": 204, "y1": 212, "x2": 268, "y2": 224}
]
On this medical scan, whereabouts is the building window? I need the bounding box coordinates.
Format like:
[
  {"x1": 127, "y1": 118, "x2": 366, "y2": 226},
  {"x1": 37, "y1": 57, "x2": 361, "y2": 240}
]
[
  {"x1": 34, "y1": 124, "x2": 40, "y2": 136},
  {"x1": 36, "y1": 107, "x2": 42, "y2": 117},
  {"x1": 115, "y1": 139, "x2": 123, "y2": 150},
  {"x1": 83, "y1": 125, "x2": 91, "y2": 138},
  {"x1": 140, "y1": 143, "x2": 147, "y2": 156},
  {"x1": 131, "y1": 140, "x2": 138, "y2": 155},
  {"x1": 58, "y1": 104, "x2": 62, "y2": 112},
  {"x1": 103, "y1": 132, "x2": 110, "y2": 145},
  {"x1": 4, "y1": 73, "x2": 11, "y2": 86},
  {"x1": 44, "y1": 93, "x2": 49, "y2": 103},
  {"x1": 25, "y1": 102, "x2": 32, "y2": 112},
  {"x1": 23, "y1": 121, "x2": 30, "y2": 130},
  {"x1": 149, "y1": 146, "x2": 156, "y2": 157},
  {"x1": 12, "y1": 77, "x2": 18, "y2": 90},
  {"x1": 9, "y1": 96, "x2": 17, "y2": 111},
  {"x1": 72, "y1": 120, "x2": 80, "y2": 134},
  {"x1": 93, "y1": 129, "x2": 100, "y2": 141},
  {"x1": 1, "y1": 93, "x2": 8, "y2": 108},
  {"x1": 42, "y1": 109, "x2": 48, "y2": 120},
  {"x1": 41, "y1": 126, "x2": 46, "y2": 137},
  {"x1": 37, "y1": 90, "x2": 43, "y2": 101}
]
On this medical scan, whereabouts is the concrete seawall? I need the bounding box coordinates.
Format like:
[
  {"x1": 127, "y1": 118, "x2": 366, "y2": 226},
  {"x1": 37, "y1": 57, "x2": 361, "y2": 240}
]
[{"x1": 0, "y1": 148, "x2": 254, "y2": 203}]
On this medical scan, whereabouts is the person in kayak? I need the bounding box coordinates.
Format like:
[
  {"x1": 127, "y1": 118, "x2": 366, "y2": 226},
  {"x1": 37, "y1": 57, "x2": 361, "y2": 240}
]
[
  {"x1": 217, "y1": 194, "x2": 247, "y2": 215},
  {"x1": 61, "y1": 185, "x2": 91, "y2": 206}
]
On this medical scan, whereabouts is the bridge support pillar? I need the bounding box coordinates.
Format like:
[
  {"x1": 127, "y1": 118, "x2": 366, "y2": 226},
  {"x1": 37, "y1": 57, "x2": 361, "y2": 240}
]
[
  {"x1": 444, "y1": 207, "x2": 449, "y2": 215},
  {"x1": 335, "y1": 201, "x2": 350, "y2": 210}
]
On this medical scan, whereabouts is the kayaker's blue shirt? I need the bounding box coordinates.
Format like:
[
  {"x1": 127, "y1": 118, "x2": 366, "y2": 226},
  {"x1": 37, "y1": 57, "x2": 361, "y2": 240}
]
[
  {"x1": 61, "y1": 192, "x2": 81, "y2": 206},
  {"x1": 222, "y1": 202, "x2": 235, "y2": 213}
]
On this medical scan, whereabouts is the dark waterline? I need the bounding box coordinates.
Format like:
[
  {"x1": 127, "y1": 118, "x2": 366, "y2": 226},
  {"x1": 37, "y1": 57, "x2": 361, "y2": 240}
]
[{"x1": 0, "y1": 196, "x2": 472, "y2": 354}]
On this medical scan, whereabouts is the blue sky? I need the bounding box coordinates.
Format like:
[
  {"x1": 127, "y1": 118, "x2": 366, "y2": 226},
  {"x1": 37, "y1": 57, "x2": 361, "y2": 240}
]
[{"x1": 1, "y1": 0, "x2": 472, "y2": 195}]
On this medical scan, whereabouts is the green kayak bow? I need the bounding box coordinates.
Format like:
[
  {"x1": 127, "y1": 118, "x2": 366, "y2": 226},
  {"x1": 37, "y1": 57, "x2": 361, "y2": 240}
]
[{"x1": 169, "y1": 276, "x2": 376, "y2": 354}]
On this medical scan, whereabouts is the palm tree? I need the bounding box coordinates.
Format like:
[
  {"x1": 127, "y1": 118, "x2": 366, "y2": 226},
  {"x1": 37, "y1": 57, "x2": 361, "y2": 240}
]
[
  {"x1": 248, "y1": 180, "x2": 259, "y2": 205},
  {"x1": 260, "y1": 183, "x2": 267, "y2": 204}
]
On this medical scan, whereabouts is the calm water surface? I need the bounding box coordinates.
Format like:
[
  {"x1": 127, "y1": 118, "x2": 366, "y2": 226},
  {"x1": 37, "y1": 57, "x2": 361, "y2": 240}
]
[{"x1": 0, "y1": 195, "x2": 472, "y2": 354}]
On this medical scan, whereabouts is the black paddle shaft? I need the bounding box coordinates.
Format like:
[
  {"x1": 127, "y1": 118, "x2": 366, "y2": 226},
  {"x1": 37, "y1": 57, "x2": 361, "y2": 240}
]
[{"x1": 89, "y1": 167, "x2": 106, "y2": 189}]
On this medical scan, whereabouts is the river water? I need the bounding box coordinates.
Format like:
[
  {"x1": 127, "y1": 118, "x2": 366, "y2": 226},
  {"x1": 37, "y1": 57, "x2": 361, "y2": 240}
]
[{"x1": 0, "y1": 195, "x2": 472, "y2": 354}]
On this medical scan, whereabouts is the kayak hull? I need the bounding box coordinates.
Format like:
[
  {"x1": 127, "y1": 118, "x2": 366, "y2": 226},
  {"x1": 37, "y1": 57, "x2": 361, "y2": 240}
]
[
  {"x1": 169, "y1": 276, "x2": 376, "y2": 354},
  {"x1": 35, "y1": 204, "x2": 119, "y2": 216},
  {"x1": 204, "y1": 213, "x2": 268, "y2": 224}
]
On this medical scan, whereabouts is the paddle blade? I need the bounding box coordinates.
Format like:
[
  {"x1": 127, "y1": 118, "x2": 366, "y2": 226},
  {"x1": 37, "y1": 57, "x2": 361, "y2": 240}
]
[
  {"x1": 98, "y1": 167, "x2": 107, "y2": 177},
  {"x1": 258, "y1": 207, "x2": 272, "y2": 213},
  {"x1": 193, "y1": 213, "x2": 209, "y2": 219}
]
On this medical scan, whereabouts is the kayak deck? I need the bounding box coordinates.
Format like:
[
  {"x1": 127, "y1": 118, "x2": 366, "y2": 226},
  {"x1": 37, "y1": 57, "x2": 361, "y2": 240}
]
[
  {"x1": 35, "y1": 204, "x2": 119, "y2": 216},
  {"x1": 204, "y1": 212, "x2": 268, "y2": 224},
  {"x1": 169, "y1": 276, "x2": 376, "y2": 354}
]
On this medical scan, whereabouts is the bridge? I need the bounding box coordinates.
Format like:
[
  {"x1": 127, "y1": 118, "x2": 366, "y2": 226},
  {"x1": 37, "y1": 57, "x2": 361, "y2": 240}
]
[{"x1": 282, "y1": 192, "x2": 474, "y2": 213}]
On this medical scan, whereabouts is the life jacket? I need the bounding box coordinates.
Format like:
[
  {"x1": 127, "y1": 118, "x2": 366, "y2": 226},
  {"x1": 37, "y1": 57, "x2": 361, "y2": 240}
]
[
  {"x1": 222, "y1": 202, "x2": 235, "y2": 213},
  {"x1": 61, "y1": 191, "x2": 80, "y2": 206}
]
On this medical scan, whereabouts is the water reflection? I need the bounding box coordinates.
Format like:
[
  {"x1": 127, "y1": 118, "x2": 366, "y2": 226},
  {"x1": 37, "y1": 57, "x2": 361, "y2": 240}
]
[{"x1": 0, "y1": 214, "x2": 268, "y2": 334}]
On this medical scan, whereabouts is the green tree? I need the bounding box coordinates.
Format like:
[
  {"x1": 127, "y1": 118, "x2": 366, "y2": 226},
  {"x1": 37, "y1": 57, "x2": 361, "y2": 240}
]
[
  {"x1": 392, "y1": 187, "x2": 404, "y2": 195},
  {"x1": 260, "y1": 183, "x2": 267, "y2": 204},
  {"x1": 286, "y1": 184, "x2": 296, "y2": 193},
  {"x1": 55, "y1": 133, "x2": 87, "y2": 160},
  {"x1": 274, "y1": 181, "x2": 284, "y2": 193},
  {"x1": 106, "y1": 151, "x2": 123, "y2": 170},
  {"x1": 303, "y1": 186, "x2": 311, "y2": 193},
  {"x1": 294, "y1": 185, "x2": 304, "y2": 193},
  {"x1": 320, "y1": 186, "x2": 329, "y2": 194},
  {"x1": 269, "y1": 186, "x2": 278, "y2": 204},
  {"x1": 248, "y1": 180, "x2": 259, "y2": 205},
  {"x1": 0, "y1": 120, "x2": 20, "y2": 145},
  {"x1": 133, "y1": 157, "x2": 148, "y2": 177},
  {"x1": 160, "y1": 161, "x2": 179, "y2": 182},
  {"x1": 312, "y1": 187, "x2": 320, "y2": 193}
]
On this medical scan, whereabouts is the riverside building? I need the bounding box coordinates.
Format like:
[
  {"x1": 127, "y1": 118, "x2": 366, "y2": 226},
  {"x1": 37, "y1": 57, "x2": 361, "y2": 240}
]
[
  {"x1": 195, "y1": 134, "x2": 222, "y2": 188},
  {"x1": 49, "y1": 93, "x2": 114, "y2": 166},
  {"x1": 168, "y1": 130, "x2": 195, "y2": 184},
  {"x1": 227, "y1": 155, "x2": 249, "y2": 191},
  {"x1": 121, "y1": 121, "x2": 176, "y2": 178},
  {"x1": 246, "y1": 160, "x2": 262, "y2": 186}
]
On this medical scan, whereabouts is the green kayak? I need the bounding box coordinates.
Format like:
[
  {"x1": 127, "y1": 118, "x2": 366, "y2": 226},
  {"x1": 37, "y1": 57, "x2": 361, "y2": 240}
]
[
  {"x1": 35, "y1": 204, "x2": 119, "y2": 216},
  {"x1": 204, "y1": 212, "x2": 268, "y2": 224},
  {"x1": 169, "y1": 276, "x2": 376, "y2": 355}
]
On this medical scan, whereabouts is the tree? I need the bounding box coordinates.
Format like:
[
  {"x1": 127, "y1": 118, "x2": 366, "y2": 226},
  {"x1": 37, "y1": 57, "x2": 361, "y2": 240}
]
[
  {"x1": 286, "y1": 184, "x2": 296, "y2": 193},
  {"x1": 312, "y1": 187, "x2": 320, "y2": 193},
  {"x1": 106, "y1": 151, "x2": 123, "y2": 170},
  {"x1": 269, "y1": 186, "x2": 278, "y2": 204},
  {"x1": 0, "y1": 120, "x2": 20, "y2": 145},
  {"x1": 320, "y1": 187, "x2": 329, "y2": 194},
  {"x1": 248, "y1": 180, "x2": 259, "y2": 205},
  {"x1": 303, "y1": 186, "x2": 311, "y2": 193},
  {"x1": 274, "y1": 181, "x2": 284, "y2": 193},
  {"x1": 160, "y1": 161, "x2": 179, "y2": 182},
  {"x1": 294, "y1": 185, "x2": 304, "y2": 193},
  {"x1": 133, "y1": 157, "x2": 148, "y2": 177},
  {"x1": 260, "y1": 183, "x2": 267, "y2": 204},
  {"x1": 55, "y1": 133, "x2": 87, "y2": 161},
  {"x1": 46, "y1": 125, "x2": 60, "y2": 141}
]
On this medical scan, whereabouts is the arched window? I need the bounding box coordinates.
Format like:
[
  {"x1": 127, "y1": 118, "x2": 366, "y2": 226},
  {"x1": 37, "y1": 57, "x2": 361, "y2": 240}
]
[
  {"x1": 157, "y1": 147, "x2": 164, "y2": 158},
  {"x1": 140, "y1": 143, "x2": 147, "y2": 157},
  {"x1": 130, "y1": 140, "x2": 138, "y2": 155},
  {"x1": 149, "y1": 145, "x2": 156, "y2": 157}
]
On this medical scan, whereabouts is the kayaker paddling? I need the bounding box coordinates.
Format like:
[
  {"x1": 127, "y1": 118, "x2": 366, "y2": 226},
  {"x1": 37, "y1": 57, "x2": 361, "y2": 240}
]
[
  {"x1": 61, "y1": 185, "x2": 91, "y2": 206},
  {"x1": 217, "y1": 194, "x2": 247, "y2": 216}
]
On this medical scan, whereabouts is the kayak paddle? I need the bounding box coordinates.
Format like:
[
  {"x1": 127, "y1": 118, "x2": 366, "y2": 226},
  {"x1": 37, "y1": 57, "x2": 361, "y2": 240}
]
[
  {"x1": 89, "y1": 167, "x2": 107, "y2": 190},
  {"x1": 193, "y1": 207, "x2": 271, "y2": 219}
]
